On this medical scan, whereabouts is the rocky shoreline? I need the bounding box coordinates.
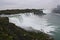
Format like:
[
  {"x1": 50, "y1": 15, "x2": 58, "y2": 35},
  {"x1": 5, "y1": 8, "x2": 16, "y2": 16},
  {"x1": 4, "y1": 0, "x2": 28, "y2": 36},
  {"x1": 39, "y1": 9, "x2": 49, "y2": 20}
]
[
  {"x1": 0, "y1": 17, "x2": 54, "y2": 40},
  {"x1": 0, "y1": 9, "x2": 46, "y2": 15}
]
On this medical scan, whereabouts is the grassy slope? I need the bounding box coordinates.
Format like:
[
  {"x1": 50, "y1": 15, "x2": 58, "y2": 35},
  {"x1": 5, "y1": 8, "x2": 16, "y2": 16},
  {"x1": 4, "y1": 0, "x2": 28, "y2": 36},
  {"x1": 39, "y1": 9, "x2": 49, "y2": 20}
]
[{"x1": 0, "y1": 17, "x2": 53, "y2": 40}]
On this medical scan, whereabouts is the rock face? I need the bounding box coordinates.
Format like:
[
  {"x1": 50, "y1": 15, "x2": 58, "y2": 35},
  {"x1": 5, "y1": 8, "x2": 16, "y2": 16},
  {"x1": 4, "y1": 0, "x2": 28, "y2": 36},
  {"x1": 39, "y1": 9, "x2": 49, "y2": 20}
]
[
  {"x1": 34, "y1": 10, "x2": 46, "y2": 15},
  {"x1": 0, "y1": 17, "x2": 54, "y2": 40}
]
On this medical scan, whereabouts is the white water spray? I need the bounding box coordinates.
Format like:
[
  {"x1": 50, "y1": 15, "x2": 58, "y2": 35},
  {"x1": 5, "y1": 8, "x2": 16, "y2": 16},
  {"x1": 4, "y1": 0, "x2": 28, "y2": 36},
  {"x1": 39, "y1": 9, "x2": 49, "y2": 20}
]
[
  {"x1": 9, "y1": 13, "x2": 55, "y2": 34},
  {"x1": 43, "y1": 9, "x2": 52, "y2": 13}
]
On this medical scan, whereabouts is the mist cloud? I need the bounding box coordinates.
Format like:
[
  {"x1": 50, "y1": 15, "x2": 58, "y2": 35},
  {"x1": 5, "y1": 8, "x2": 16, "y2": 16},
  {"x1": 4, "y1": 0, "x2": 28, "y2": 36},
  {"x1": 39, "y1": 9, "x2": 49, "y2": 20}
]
[{"x1": 0, "y1": 0, "x2": 59, "y2": 10}]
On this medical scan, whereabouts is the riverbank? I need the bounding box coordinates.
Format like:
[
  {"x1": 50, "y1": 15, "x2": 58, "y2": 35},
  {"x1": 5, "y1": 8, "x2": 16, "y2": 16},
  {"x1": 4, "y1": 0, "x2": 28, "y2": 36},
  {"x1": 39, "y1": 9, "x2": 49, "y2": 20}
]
[
  {"x1": 0, "y1": 17, "x2": 53, "y2": 40},
  {"x1": 0, "y1": 9, "x2": 45, "y2": 15}
]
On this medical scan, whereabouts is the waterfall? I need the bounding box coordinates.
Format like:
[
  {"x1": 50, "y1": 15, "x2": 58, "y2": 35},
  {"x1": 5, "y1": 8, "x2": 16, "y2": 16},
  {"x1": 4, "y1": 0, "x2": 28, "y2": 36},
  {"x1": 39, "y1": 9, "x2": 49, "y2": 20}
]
[{"x1": 9, "y1": 13, "x2": 55, "y2": 34}]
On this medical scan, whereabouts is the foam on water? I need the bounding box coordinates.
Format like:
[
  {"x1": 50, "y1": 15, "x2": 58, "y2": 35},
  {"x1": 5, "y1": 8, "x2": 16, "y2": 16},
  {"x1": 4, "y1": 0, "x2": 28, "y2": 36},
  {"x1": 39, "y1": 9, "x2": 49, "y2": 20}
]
[{"x1": 9, "y1": 13, "x2": 55, "y2": 34}]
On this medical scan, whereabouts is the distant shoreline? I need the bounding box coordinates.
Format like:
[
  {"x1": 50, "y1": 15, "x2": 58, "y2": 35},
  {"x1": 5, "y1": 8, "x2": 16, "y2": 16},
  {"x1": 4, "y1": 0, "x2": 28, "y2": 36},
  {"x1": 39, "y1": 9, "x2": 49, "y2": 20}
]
[{"x1": 0, "y1": 9, "x2": 45, "y2": 15}]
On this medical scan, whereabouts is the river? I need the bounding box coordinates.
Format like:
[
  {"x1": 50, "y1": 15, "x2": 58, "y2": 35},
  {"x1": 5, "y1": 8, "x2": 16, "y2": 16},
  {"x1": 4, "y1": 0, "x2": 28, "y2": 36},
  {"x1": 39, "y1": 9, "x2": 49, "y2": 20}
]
[{"x1": 0, "y1": 10, "x2": 60, "y2": 40}]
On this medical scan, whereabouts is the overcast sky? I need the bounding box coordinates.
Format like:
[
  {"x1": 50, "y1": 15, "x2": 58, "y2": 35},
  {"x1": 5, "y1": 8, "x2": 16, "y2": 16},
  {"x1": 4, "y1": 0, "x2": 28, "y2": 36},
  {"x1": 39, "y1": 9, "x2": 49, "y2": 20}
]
[{"x1": 0, "y1": 0, "x2": 59, "y2": 10}]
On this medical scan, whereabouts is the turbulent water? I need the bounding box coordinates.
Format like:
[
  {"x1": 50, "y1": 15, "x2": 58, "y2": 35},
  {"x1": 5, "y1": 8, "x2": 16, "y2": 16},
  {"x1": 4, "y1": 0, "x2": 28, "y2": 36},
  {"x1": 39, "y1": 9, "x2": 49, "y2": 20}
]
[
  {"x1": 9, "y1": 13, "x2": 55, "y2": 35},
  {"x1": 1, "y1": 10, "x2": 60, "y2": 40}
]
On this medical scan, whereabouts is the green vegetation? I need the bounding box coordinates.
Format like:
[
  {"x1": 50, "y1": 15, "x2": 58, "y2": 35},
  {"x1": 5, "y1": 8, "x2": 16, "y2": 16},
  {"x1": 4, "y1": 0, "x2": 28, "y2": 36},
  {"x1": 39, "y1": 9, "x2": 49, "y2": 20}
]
[
  {"x1": 0, "y1": 9, "x2": 45, "y2": 15},
  {"x1": 0, "y1": 17, "x2": 53, "y2": 40}
]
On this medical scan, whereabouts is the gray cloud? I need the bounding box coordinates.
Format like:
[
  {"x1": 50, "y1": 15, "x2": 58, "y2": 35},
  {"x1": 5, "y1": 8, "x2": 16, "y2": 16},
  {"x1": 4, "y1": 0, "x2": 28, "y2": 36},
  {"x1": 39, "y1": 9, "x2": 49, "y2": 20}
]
[{"x1": 0, "y1": 0, "x2": 59, "y2": 10}]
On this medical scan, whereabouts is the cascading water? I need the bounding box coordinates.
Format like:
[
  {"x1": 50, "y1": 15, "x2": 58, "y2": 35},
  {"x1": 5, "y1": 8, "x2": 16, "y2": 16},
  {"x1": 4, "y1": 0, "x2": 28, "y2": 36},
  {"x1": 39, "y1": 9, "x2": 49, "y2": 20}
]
[
  {"x1": 9, "y1": 12, "x2": 55, "y2": 35},
  {"x1": 1, "y1": 10, "x2": 60, "y2": 40}
]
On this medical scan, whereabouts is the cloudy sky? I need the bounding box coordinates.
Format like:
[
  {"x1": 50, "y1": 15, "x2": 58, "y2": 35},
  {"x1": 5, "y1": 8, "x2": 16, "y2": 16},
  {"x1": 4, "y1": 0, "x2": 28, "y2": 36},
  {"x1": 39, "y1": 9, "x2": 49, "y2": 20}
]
[{"x1": 0, "y1": 0, "x2": 59, "y2": 10}]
